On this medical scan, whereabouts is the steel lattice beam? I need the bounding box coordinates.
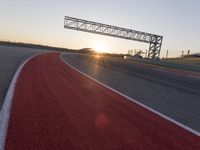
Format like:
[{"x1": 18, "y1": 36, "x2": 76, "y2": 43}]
[{"x1": 64, "y1": 16, "x2": 163, "y2": 59}]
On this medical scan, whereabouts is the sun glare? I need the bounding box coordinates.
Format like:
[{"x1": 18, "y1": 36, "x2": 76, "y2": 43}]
[
  {"x1": 94, "y1": 42, "x2": 108, "y2": 53},
  {"x1": 94, "y1": 54, "x2": 101, "y2": 59}
]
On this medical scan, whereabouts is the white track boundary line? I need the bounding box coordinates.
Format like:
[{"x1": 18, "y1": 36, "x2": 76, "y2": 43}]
[
  {"x1": 60, "y1": 53, "x2": 200, "y2": 137},
  {"x1": 187, "y1": 74, "x2": 200, "y2": 80},
  {"x1": 0, "y1": 53, "x2": 42, "y2": 150}
]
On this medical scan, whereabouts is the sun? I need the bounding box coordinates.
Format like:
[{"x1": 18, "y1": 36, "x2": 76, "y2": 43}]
[{"x1": 94, "y1": 42, "x2": 107, "y2": 53}]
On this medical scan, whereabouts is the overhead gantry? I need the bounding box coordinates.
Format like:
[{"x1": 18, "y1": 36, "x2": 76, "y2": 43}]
[{"x1": 64, "y1": 16, "x2": 163, "y2": 59}]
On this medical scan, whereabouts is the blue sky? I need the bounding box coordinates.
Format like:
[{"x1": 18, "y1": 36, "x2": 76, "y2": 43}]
[{"x1": 0, "y1": 0, "x2": 200, "y2": 57}]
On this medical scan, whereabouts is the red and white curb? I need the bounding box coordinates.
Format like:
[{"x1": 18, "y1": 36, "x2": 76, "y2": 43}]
[{"x1": 0, "y1": 54, "x2": 41, "y2": 150}]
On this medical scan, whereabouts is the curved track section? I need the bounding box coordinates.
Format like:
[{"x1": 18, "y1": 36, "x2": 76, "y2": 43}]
[
  {"x1": 62, "y1": 53, "x2": 200, "y2": 132},
  {"x1": 0, "y1": 46, "x2": 48, "y2": 108},
  {"x1": 3, "y1": 53, "x2": 200, "y2": 150}
]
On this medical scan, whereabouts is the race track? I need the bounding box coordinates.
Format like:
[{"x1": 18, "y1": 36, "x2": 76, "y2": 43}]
[
  {"x1": 3, "y1": 53, "x2": 200, "y2": 150},
  {"x1": 0, "y1": 46, "x2": 48, "y2": 108},
  {"x1": 62, "y1": 53, "x2": 200, "y2": 132}
]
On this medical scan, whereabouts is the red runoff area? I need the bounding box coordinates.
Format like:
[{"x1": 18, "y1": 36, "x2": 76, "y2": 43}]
[{"x1": 5, "y1": 53, "x2": 200, "y2": 150}]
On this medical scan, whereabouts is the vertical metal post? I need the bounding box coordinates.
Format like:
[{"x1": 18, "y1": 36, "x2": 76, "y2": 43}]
[
  {"x1": 166, "y1": 50, "x2": 168, "y2": 59},
  {"x1": 148, "y1": 36, "x2": 163, "y2": 59}
]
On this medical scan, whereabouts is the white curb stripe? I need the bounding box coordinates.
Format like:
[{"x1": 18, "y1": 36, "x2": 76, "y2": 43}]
[
  {"x1": 0, "y1": 53, "x2": 42, "y2": 150},
  {"x1": 60, "y1": 53, "x2": 200, "y2": 137}
]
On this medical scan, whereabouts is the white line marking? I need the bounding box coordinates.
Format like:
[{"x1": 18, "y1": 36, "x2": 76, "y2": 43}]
[
  {"x1": 0, "y1": 53, "x2": 42, "y2": 150},
  {"x1": 60, "y1": 53, "x2": 200, "y2": 137},
  {"x1": 187, "y1": 74, "x2": 200, "y2": 80}
]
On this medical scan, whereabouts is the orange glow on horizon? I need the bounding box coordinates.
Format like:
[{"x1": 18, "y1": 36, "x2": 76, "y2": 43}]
[{"x1": 93, "y1": 41, "x2": 108, "y2": 53}]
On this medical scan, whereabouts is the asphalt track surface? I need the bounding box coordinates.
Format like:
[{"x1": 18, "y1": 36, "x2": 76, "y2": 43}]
[
  {"x1": 62, "y1": 53, "x2": 200, "y2": 132},
  {"x1": 4, "y1": 53, "x2": 200, "y2": 149},
  {"x1": 0, "y1": 46, "x2": 48, "y2": 108}
]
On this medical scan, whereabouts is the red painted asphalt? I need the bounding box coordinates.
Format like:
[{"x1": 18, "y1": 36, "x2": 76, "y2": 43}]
[{"x1": 5, "y1": 53, "x2": 200, "y2": 150}]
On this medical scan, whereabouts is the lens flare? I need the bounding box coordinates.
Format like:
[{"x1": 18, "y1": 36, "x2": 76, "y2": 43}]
[{"x1": 94, "y1": 42, "x2": 107, "y2": 53}]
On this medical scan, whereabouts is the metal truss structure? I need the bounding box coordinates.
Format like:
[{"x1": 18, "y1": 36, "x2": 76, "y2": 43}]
[{"x1": 64, "y1": 16, "x2": 163, "y2": 59}]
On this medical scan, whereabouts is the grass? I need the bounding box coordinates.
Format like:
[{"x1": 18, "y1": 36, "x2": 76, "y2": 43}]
[{"x1": 164, "y1": 57, "x2": 200, "y2": 65}]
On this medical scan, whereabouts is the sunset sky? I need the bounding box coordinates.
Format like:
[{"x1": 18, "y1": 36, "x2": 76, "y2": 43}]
[{"x1": 0, "y1": 0, "x2": 200, "y2": 57}]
